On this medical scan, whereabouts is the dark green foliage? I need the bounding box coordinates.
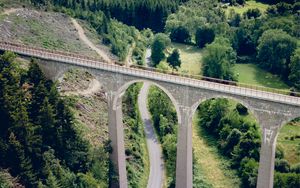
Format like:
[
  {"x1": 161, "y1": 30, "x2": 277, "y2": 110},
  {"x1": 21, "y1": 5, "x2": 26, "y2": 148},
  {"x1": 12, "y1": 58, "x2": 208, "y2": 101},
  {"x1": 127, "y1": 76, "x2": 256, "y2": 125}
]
[
  {"x1": 151, "y1": 33, "x2": 171, "y2": 67},
  {"x1": 202, "y1": 37, "x2": 237, "y2": 81},
  {"x1": 291, "y1": 163, "x2": 300, "y2": 173},
  {"x1": 275, "y1": 159, "x2": 290, "y2": 173},
  {"x1": 228, "y1": 11, "x2": 242, "y2": 27},
  {"x1": 32, "y1": 0, "x2": 187, "y2": 32},
  {"x1": 289, "y1": 48, "x2": 300, "y2": 90},
  {"x1": 195, "y1": 26, "x2": 215, "y2": 48},
  {"x1": 236, "y1": 103, "x2": 248, "y2": 115},
  {"x1": 167, "y1": 49, "x2": 181, "y2": 69},
  {"x1": 148, "y1": 86, "x2": 177, "y2": 187},
  {"x1": 239, "y1": 158, "x2": 259, "y2": 188},
  {"x1": 274, "y1": 172, "x2": 300, "y2": 188},
  {"x1": 0, "y1": 52, "x2": 109, "y2": 187},
  {"x1": 257, "y1": 29, "x2": 297, "y2": 80},
  {"x1": 243, "y1": 8, "x2": 261, "y2": 19},
  {"x1": 170, "y1": 26, "x2": 191, "y2": 44}
]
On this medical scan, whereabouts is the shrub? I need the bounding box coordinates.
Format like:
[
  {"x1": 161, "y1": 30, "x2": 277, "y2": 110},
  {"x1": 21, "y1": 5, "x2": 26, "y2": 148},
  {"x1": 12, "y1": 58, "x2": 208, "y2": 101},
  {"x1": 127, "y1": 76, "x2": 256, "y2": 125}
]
[
  {"x1": 195, "y1": 26, "x2": 215, "y2": 48},
  {"x1": 291, "y1": 163, "x2": 300, "y2": 173},
  {"x1": 275, "y1": 159, "x2": 290, "y2": 173},
  {"x1": 170, "y1": 26, "x2": 191, "y2": 44},
  {"x1": 236, "y1": 103, "x2": 248, "y2": 115},
  {"x1": 274, "y1": 172, "x2": 300, "y2": 188}
]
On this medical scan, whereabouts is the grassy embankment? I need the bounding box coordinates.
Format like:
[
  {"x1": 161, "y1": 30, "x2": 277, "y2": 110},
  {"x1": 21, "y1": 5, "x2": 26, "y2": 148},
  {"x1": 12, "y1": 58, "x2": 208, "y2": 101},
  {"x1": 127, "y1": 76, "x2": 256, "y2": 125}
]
[
  {"x1": 277, "y1": 122, "x2": 300, "y2": 165},
  {"x1": 193, "y1": 114, "x2": 241, "y2": 188}
]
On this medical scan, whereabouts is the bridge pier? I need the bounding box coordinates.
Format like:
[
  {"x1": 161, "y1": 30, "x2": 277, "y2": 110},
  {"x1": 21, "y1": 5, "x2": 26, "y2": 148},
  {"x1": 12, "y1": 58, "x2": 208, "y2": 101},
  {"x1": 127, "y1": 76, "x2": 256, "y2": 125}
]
[
  {"x1": 107, "y1": 91, "x2": 128, "y2": 188},
  {"x1": 175, "y1": 106, "x2": 193, "y2": 188},
  {"x1": 257, "y1": 124, "x2": 279, "y2": 188}
]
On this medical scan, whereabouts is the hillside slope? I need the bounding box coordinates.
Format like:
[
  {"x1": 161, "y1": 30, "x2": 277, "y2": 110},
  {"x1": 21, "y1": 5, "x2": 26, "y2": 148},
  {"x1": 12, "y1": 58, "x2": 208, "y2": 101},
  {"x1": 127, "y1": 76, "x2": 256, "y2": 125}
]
[{"x1": 0, "y1": 8, "x2": 116, "y2": 61}]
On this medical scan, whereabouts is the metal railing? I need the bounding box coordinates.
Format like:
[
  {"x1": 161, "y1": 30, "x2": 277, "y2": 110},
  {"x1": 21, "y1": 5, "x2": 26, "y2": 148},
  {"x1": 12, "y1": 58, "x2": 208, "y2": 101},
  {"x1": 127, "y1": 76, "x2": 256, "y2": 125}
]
[{"x1": 0, "y1": 41, "x2": 299, "y2": 106}]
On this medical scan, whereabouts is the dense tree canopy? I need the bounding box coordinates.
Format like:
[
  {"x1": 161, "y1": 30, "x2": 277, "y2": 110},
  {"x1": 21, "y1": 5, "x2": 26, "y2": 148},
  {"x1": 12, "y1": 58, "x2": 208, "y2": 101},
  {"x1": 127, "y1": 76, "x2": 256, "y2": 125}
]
[
  {"x1": 257, "y1": 29, "x2": 297, "y2": 79},
  {"x1": 151, "y1": 33, "x2": 171, "y2": 67},
  {"x1": 289, "y1": 48, "x2": 300, "y2": 90},
  {"x1": 195, "y1": 26, "x2": 215, "y2": 48},
  {"x1": 0, "y1": 52, "x2": 109, "y2": 187},
  {"x1": 202, "y1": 37, "x2": 237, "y2": 80}
]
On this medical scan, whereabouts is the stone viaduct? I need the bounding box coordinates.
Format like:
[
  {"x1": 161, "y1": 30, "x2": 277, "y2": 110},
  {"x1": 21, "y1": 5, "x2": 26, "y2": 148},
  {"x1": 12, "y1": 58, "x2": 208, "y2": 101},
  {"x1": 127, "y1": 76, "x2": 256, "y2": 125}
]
[{"x1": 1, "y1": 42, "x2": 299, "y2": 188}]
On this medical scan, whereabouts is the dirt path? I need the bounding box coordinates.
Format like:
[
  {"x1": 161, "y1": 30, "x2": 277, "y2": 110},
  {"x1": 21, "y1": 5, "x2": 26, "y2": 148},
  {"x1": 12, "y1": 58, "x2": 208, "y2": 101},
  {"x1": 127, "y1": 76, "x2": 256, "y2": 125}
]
[
  {"x1": 71, "y1": 18, "x2": 112, "y2": 63},
  {"x1": 63, "y1": 79, "x2": 102, "y2": 96},
  {"x1": 1, "y1": 8, "x2": 21, "y2": 15}
]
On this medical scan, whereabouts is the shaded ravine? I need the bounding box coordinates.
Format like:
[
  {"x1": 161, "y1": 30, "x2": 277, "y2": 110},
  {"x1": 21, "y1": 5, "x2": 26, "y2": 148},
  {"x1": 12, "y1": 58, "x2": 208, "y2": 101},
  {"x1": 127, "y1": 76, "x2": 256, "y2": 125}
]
[{"x1": 138, "y1": 82, "x2": 165, "y2": 188}]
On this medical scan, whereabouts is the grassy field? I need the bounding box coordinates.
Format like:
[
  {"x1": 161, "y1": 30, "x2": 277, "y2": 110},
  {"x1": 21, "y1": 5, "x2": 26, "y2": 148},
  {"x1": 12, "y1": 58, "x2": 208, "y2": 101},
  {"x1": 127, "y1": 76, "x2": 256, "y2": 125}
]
[
  {"x1": 170, "y1": 43, "x2": 203, "y2": 75},
  {"x1": 192, "y1": 115, "x2": 241, "y2": 188},
  {"x1": 277, "y1": 121, "x2": 300, "y2": 165},
  {"x1": 170, "y1": 43, "x2": 290, "y2": 91},
  {"x1": 234, "y1": 64, "x2": 290, "y2": 90},
  {"x1": 224, "y1": 0, "x2": 269, "y2": 15}
]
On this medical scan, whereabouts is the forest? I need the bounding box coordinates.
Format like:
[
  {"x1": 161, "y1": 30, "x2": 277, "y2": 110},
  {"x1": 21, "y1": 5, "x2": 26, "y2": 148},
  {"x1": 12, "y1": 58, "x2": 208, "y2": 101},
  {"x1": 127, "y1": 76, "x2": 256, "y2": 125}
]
[{"x1": 0, "y1": 52, "x2": 110, "y2": 187}]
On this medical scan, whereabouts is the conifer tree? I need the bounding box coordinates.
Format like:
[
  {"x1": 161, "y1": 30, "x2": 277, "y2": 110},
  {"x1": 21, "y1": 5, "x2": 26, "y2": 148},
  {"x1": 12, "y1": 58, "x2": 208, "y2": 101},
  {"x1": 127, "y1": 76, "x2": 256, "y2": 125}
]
[{"x1": 7, "y1": 133, "x2": 37, "y2": 187}]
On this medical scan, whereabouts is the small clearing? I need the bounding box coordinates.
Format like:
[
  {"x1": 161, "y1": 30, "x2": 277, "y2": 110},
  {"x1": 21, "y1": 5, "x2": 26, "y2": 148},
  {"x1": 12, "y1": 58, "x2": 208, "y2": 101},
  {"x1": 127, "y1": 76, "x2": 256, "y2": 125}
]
[
  {"x1": 59, "y1": 69, "x2": 108, "y2": 147},
  {"x1": 170, "y1": 43, "x2": 203, "y2": 75}
]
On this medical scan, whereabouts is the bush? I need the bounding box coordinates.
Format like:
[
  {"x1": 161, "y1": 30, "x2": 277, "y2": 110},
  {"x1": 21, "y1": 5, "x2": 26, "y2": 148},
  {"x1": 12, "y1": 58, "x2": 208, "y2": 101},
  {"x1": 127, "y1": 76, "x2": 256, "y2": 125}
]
[
  {"x1": 236, "y1": 103, "x2": 248, "y2": 115},
  {"x1": 195, "y1": 26, "x2": 215, "y2": 48},
  {"x1": 291, "y1": 163, "x2": 300, "y2": 173},
  {"x1": 275, "y1": 147, "x2": 285, "y2": 159},
  {"x1": 170, "y1": 26, "x2": 191, "y2": 44},
  {"x1": 167, "y1": 49, "x2": 181, "y2": 69},
  {"x1": 243, "y1": 8, "x2": 261, "y2": 19},
  {"x1": 239, "y1": 158, "x2": 258, "y2": 188},
  {"x1": 275, "y1": 159, "x2": 290, "y2": 173},
  {"x1": 274, "y1": 172, "x2": 300, "y2": 188}
]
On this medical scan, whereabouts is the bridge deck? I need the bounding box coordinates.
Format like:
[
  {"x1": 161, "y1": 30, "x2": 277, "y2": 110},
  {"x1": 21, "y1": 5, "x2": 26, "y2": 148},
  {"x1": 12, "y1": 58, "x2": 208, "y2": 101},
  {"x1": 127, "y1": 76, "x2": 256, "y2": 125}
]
[{"x1": 0, "y1": 42, "x2": 299, "y2": 107}]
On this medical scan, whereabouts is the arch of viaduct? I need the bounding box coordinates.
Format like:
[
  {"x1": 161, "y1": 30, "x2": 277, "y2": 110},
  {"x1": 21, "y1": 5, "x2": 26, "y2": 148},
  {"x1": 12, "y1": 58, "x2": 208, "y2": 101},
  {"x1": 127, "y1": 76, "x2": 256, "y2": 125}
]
[{"x1": 1, "y1": 43, "x2": 300, "y2": 188}]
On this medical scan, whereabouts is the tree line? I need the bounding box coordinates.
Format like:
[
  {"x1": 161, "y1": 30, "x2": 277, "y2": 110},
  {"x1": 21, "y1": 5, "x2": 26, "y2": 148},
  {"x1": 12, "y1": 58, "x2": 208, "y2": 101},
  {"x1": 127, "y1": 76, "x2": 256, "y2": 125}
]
[
  {"x1": 148, "y1": 86, "x2": 178, "y2": 187},
  {"x1": 31, "y1": 0, "x2": 188, "y2": 32},
  {"x1": 122, "y1": 83, "x2": 149, "y2": 187},
  {"x1": 0, "y1": 52, "x2": 110, "y2": 187}
]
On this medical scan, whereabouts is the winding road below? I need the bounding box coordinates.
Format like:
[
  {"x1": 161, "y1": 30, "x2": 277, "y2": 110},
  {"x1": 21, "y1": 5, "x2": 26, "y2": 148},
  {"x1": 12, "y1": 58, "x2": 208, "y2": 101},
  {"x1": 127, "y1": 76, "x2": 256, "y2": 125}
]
[
  {"x1": 138, "y1": 48, "x2": 165, "y2": 188},
  {"x1": 138, "y1": 82, "x2": 165, "y2": 188}
]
